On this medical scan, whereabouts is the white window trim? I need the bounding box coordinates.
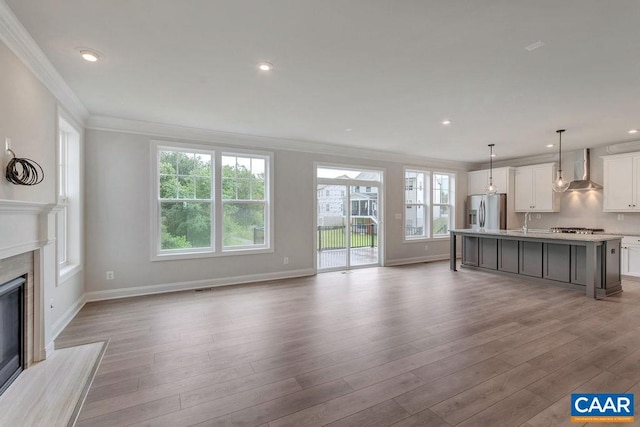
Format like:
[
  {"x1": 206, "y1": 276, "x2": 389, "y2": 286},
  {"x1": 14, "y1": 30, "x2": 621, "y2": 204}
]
[
  {"x1": 403, "y1": 167, "x2": 457, "y2": 242},
  {"x1": 150, "y1": 140, "x2": 274, "y2": 261}
]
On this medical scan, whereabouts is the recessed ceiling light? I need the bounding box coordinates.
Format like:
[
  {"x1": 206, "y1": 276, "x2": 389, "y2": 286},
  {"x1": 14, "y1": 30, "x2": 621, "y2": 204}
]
[
  {"x1": 629, "y1": 129, "x2": 638, "y2": 134},
  {"x1": 344, "y1": 128, "x2": 353, "y2": 132},
  {"x1": 546, "y1": 144, "x2": 555, "y2": 148},
  {"x1": 80, "y1": 50, "x2": 99, "y2": 62},
  {"x1": 525, "y1": 40, "x2": 545, "y2": 51},
  {"x1": 257, "y1": 62, "x2": 273, "y2": 71},
  {"x1": 442, "y1": 120, "x2": 451, "y2": 125}
]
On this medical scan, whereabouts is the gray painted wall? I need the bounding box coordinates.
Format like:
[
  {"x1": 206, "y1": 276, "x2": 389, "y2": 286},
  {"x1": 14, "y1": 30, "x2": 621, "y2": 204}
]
[
  {"x1": 0, "y1": 41, "x2": 55, "y2": 203},
  {"x1": 84, "y1": 128, "x2": 468, "y2": 295},
  {"x1": 0, "y1": 39, "x2": 85, "y2": 346}
]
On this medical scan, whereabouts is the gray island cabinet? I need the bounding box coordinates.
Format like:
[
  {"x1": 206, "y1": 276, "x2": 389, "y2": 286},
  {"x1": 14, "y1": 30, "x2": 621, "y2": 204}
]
[{"x1": 450, "y1": 229, "x2": 622, "y2": 298}]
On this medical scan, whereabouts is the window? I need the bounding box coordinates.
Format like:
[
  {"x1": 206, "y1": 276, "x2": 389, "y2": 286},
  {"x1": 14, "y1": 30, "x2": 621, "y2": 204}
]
[
  {"x1": 57, "y1": 131, "x2": 68, "y2": 266},
  {"x1": 57, "y1": 118, "x2": 81, "y2": 281},
  {"x1": 222, "y1": 154, "x2": 268, "y2": 249},
  {"x1": 404, "y1": 168, "x2": 455, "y2": 239},
  {"x1": 432, "y1": 173, "x2": 454, "y2": 237},
  {"x1": 153, "y1": 142, "x2": 272, "y2": 259},
  {"x1": 404, "y1": 170, "x2": 427, "y2": 238},
  {"x1": 158, "y1": 149, "x2": 213, "y2": 251}
]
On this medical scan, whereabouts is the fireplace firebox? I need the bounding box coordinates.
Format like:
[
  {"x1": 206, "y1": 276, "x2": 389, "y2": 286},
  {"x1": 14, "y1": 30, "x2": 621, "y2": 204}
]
[{"x1": 0, "y1": 276, "x2": 25, "y2": 396}]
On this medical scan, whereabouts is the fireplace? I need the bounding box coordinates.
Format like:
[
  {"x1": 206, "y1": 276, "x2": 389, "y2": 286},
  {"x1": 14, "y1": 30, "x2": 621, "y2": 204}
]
[
  {"x1": 0, "y1": 276, "x2": 24, "y2": 396},
  {"x1": 0, "y1": 200, "x2": 52, "y2": 384}
]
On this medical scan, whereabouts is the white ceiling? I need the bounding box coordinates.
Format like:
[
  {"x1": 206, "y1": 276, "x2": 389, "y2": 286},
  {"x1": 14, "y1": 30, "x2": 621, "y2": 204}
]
[{"x1": 6, "y1": 0, "x2": 640, "y2": 162}]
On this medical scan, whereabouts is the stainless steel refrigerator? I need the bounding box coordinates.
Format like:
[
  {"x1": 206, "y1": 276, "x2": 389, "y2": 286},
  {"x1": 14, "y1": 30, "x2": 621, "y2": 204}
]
[{"x1": 466, "y1": 194, "x2": 507, "y2": 230}]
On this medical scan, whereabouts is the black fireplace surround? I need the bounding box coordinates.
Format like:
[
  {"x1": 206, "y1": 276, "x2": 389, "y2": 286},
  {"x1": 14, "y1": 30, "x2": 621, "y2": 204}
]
[{"x1": 0, "y1": 276, "x2": 25, "y2": 396}]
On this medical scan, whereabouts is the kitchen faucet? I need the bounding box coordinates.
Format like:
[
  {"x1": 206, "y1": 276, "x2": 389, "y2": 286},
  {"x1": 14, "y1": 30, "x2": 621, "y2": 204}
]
[{"x1": 522, "y1": 212, "x2": 529, "y2": 233}]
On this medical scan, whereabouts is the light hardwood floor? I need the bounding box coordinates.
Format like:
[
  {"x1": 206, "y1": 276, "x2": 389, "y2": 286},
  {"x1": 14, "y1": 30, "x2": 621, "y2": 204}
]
[{"x1": 56, "y1": 261, "x2": 640, "y2": 426}]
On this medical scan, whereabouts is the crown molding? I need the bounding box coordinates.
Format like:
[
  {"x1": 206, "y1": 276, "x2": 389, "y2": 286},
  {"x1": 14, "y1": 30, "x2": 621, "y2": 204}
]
[
  {"x1": 605, "y1": 139, "x2": 640, "y2": 155},
  {"x1": 477, "y1": 152, "x2": 558, "y2": 170},
  {"x1": 0, "y1": 0, "x2": 88, "y2": 123},
  {"x1": 86, "y1": 115, "x2": 474, "y2": 171}
]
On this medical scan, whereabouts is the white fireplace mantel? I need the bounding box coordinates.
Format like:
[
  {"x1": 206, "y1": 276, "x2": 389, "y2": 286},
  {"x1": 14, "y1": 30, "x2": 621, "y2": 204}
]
[{"x1": 0, "y1": 198, "x2": 58, "y2": 362}]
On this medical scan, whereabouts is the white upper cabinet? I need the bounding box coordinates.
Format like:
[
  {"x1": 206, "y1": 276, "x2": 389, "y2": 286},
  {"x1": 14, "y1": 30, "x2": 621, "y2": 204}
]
[
  {"x1": 467, "y1": 167, "x2": 510, "y2": 195},
  {"x1": 514, "y1": 163, "x2": 558, "y2": 212},
  {"x1": 602, "y1": 152, "x2": 640, "y2": 211}
]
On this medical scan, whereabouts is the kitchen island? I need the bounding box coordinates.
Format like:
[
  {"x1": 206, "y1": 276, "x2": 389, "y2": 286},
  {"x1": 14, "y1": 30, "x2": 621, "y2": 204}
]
[{"x1": 450, "y1": 229, "x2": 622, "y2": 298}]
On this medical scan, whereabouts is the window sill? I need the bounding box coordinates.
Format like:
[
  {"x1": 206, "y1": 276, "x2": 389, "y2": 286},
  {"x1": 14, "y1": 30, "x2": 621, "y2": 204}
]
[
  {"x1": 58, "y1": 264, "x2": 82, "y2": 286},
  {"x1": 151, "y1": 247, "x2": 274, "y2": 262}
]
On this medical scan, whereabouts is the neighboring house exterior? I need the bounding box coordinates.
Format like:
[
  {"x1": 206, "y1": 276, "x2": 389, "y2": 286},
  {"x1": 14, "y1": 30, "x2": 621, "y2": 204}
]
[{"x1": 317, "y1": 173, "x2": 379, "y2": 226}]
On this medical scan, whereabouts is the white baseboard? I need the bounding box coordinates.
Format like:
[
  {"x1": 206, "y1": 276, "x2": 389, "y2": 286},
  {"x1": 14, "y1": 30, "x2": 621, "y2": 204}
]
[
  {"x1": 44, "y1": 342, "x2": 55, "y2": 359},
  {"x1": 84, "y1": 268, "x2": 316, "y2": 302},
  {"x1": 385, "y1": 254, "x2": 450, "y2": 267},
  {"x1": 48, "y1": 294, "x2": 88, "y2": 351}
]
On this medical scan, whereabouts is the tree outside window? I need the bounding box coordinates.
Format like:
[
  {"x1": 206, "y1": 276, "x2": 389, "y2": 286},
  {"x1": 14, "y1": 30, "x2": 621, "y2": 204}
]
[
  {"x1": 159, "y1": 150, "x2": 212, "y2": 250},
  {"x1": 222, "y1": 154, "x2": 267, "y2": 248}
]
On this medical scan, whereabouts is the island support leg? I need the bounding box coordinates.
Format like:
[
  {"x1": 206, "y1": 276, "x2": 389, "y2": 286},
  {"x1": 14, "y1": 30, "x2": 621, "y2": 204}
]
[
  {"x1": 450, "y1": 232, "x2": 457, "y2": 271},
  {"x1": 585, "y1": 242, "x2": 598, "y2": 299}
]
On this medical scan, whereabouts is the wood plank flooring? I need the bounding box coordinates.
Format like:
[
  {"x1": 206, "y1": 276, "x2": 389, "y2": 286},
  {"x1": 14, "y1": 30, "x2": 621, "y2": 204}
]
[{"x1": 55, "y1": 262, "x2": 640, "y2": 426}]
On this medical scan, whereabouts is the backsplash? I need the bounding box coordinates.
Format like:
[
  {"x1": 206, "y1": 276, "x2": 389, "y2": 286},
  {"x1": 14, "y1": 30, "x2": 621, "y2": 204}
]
[{"x1": 521, "y1": 191, "x2": 640, "y2": 235}]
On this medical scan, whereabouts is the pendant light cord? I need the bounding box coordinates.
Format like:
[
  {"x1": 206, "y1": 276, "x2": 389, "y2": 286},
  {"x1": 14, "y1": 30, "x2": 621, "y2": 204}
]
[
  {"x1": 556, "y1": 129, "x2": 565, "y2": 177},
  {"x1": 488, "y1": 144, "x2": 494, "y2": 184}
]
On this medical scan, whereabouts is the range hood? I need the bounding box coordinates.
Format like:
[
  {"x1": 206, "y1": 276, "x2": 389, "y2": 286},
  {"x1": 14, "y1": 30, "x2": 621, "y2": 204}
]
[{"x1": 567, "y1": 149, "x2": 603, "y2": 191}]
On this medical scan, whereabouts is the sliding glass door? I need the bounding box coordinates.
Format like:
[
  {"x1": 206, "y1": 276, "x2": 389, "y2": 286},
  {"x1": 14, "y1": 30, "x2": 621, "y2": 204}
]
[{"x1": 316, "y1": 167, "x2": 382, "y2": 271}]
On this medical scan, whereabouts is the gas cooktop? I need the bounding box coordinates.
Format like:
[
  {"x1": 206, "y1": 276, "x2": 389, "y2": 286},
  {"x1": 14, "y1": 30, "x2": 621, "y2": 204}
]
[{"x1": 549, "y1": 227, "x2": 605, "y2": 235}]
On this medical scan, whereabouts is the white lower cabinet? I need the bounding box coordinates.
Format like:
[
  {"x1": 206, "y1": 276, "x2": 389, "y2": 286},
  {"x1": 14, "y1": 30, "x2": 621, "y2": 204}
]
[{"x1": 622, "y1": 236, "x2": 640, "y2": 277}]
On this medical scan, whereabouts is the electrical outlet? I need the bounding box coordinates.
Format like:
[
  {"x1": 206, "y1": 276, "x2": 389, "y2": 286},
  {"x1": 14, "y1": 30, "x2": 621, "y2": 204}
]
[
  {"x1": 394, "y1": 213, "x2": 402, "y2": 220},
  {"x1": 424, "y1": 245, "x2": 429, "y2": 251},
  {"x1": 5, "y1": 137, "x2": 11, "y2": 153},
  {"x1": 618, "y1": 214, "x2": 624, "y2": 221},
  {"x1": 536, "y1": 214, "x2": 541, "y2": 219},
  {"x1": 283, "y1": 257, "x2": 289, "y2": 265},
  {"x1": 106, "y1": 271, "x2": 114, "y2": 280}
]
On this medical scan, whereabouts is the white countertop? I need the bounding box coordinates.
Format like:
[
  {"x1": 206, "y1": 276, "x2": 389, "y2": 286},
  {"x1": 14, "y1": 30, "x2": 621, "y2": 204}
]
[{"x1": 451, "y1": 228, "x2": 622, "y2": 242}]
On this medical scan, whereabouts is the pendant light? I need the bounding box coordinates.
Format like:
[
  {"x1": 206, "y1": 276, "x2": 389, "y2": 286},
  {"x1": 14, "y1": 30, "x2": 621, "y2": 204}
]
[
  {"x1": 485, "y1": 144, "x2": 498, "y2": 195},
  {"x1": 552, "y1": 129, "x2": 570, "y2": 192}
]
